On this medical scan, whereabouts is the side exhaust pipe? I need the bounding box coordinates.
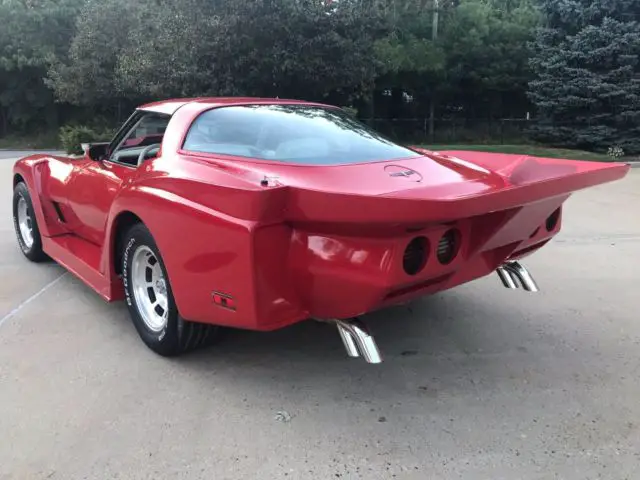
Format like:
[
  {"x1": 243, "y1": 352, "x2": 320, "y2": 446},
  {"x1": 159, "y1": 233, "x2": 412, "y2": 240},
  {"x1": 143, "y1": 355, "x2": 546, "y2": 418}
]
[
  {"x1": 496, "y1": 261, "x2": 539, "y2": 292},
  {"x1": 334, "y1": 318, "x2": 383, "y2": 364}
]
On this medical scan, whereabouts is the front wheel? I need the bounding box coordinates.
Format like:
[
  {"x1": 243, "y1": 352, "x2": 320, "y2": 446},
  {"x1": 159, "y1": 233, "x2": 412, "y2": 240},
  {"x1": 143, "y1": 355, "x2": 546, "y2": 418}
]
[
  {"x1": 12, "y1": 182, "x2": 47, "y2": 262},
  {"x1": 121, "y1": 223, "x2": 221, "y2": 356}
]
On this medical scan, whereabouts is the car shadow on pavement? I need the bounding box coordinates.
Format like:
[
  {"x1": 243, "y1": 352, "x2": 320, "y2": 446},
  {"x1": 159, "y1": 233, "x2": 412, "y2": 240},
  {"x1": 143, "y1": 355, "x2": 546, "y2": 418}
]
[
  {"x1": 166, "y1": 287, "x2": 564, "y2": 404},
  {"x1": 184, "y1": 293, "x2": 466, "y2": 364},
  {"x1": 60, "y1": 271, "x2": 592, "y2": 409}
]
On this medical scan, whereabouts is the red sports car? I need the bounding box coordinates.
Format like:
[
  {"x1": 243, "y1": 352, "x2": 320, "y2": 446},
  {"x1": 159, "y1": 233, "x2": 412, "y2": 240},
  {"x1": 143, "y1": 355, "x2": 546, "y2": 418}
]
[{"x1": 12, "y1": 98, "x2": 630, "y2": 363}]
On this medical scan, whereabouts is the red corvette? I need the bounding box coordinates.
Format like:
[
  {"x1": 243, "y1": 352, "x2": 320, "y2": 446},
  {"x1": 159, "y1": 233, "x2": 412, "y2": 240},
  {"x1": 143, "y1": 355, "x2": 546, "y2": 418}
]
[{"x1": 12, "y1": 98, "x2": 630, "y2": 363}]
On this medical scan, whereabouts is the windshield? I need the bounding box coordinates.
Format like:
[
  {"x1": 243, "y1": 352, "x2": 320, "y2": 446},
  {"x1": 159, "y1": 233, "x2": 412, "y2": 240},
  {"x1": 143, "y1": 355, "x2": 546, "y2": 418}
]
[{"x1": 182, "y1": 104, "x2": 417, "y2": 165}]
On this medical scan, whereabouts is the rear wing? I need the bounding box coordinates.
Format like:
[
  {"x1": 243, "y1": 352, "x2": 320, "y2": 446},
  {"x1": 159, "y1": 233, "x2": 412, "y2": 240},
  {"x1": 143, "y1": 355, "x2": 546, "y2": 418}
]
[{"x1": 284, "y1": 153, "x2": 630, "y2": 225}]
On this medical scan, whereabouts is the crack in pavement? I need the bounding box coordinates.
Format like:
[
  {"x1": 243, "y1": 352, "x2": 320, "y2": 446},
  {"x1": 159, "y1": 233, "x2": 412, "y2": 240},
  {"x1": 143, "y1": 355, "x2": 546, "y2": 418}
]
[{"x1": 0, "y1": 273, "x2": 67, "y2": 329}]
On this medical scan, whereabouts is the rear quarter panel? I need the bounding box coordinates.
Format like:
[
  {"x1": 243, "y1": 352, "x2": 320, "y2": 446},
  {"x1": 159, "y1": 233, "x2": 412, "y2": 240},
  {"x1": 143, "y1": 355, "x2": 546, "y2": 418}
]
[{"x1": 104, "y1": 155, "x2": 305, "y2": 330}]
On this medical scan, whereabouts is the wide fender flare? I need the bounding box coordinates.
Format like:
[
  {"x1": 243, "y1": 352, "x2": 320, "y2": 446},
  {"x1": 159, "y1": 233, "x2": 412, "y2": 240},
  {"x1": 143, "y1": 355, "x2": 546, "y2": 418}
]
[
  {"x1": 102, "y1": 184, "x2": 240, "y2": 313},
  {"x1": 12, "y1": 157, "x2": 57, "y2": 237}
]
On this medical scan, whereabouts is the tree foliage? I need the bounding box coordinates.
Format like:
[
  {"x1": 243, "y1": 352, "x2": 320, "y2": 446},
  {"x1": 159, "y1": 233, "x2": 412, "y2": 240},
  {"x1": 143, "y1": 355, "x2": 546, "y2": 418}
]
[
  {"x1": 529, "y1": 0, "x2": 640, "y2": 153},
  {"x1": 369, "y1": 0, "x2": 539, "y2": 119},
  {"x1": 48, "y1": 0, "x2": 385, "y2": 103},
  {"x1": 0, "y1": 0, "x2": 638, "y2": 153},
  {"x1": 441, "y1": 0, "x2": 540, "y2": 117},
  {"x1": 47, "y1": 0, "x2": 140, "y2": 105},
  {"x1": 0, "y1": 0, "x2": 84, "y2": 134}
]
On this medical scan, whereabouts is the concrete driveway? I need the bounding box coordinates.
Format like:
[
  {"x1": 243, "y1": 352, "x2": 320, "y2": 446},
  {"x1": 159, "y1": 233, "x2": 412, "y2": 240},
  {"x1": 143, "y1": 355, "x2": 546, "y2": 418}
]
[{"x1": 1, "y1": 155, "x2": 639, "y2": 480}]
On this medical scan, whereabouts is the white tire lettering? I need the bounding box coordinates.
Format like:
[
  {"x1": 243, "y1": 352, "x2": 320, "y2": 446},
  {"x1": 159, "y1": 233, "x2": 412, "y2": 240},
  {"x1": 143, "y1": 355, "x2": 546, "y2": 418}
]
[
  {"x1": 123, "y1": 237, "x2": 136, "y2": 307},
  {"x1": 123, "y1": 233, "x2": 170, "y2": 343}
]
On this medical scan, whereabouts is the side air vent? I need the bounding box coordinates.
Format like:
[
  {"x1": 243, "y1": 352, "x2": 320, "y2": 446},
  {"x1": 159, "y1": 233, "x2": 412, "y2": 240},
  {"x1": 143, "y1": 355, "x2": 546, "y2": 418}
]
[
  {"x1": 437, "y1": 229, "x2": 460, "y2": 265},
  {"x1": 403, "y1": 237, "x2": 429, "y2": 275},
  {"x1": 52, "y1": 201, "x2": 66, "y2": 223}
]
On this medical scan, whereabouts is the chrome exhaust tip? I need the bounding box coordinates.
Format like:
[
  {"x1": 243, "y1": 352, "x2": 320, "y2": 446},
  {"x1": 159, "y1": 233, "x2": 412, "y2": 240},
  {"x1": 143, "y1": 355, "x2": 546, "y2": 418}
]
[
  {"x1": 496, "y1": 265, "x2": 519, "y2": 289},
  {"x1": 496, "y1": 261, "x2": 539, "y2": 292},
  {"x1": 334, "y1": 318, "x2": 383, "y2": 364}
]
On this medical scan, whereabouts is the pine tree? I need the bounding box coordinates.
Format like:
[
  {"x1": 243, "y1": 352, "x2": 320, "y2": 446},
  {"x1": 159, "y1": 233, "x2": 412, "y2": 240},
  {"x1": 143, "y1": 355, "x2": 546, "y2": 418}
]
[{"x1": 528, "y1": 0, "x2": 640, "y2": 154}]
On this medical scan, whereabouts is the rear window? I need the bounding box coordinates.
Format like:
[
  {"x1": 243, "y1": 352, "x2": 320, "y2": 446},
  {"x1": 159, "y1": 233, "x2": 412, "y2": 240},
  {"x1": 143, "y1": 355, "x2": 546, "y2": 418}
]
[{"x1": 182, "y1": 104, "x2": 417, "y2": 165}]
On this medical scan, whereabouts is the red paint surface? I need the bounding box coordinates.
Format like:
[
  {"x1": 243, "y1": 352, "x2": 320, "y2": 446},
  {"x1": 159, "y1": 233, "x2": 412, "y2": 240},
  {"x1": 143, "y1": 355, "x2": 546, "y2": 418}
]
[{"x1": 12, "y1": 98, "x2": 630, "y2": 330}]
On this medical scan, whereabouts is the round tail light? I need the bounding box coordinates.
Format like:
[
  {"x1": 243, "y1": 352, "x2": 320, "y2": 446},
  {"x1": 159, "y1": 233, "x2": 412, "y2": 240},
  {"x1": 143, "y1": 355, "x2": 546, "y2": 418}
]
[
  {"x1": 403, "y1": 237, "x2": 428, "y2": 275},
  {"x1": 437, "y1": 229, "x2": 460, "y2": 265}
]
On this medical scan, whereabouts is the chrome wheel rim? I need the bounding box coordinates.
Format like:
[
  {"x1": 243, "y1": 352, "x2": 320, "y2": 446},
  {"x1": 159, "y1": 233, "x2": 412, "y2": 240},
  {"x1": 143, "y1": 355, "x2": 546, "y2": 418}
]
[
  {"x1": 17, "y1": 196, "x2": 34, "y2": 249},
  {"x1": 131, "y1": 245, "x2": 169, "y2": 332}
]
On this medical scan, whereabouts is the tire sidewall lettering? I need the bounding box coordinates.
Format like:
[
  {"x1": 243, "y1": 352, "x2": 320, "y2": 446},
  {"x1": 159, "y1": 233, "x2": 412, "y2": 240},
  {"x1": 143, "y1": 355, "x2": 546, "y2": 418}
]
[
  {"x1": 123, "y1": 237, "x2": 136, "y2": 307},
  {"x1": 123, "y1": 234, "x2": 169, "y2": 343}
]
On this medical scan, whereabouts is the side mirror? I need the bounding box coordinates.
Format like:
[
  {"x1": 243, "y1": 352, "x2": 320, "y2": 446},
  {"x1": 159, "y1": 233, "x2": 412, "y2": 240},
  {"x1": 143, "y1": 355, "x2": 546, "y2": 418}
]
[{"x1": 83, "y1": 143, "x2": 109, "y2": 161}]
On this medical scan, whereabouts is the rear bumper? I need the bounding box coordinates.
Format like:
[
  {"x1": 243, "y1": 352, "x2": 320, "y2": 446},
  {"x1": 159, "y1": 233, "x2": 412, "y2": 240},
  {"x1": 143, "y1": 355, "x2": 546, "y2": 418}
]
[
  {"x1": 186, "y1": 195, "x2": 564, "y2": 331},
  {"x1": 186, "y1": 198, "x2": 560, "y2": 331},
  {"x1": 282, "y1": 196, "x2": 564, "y2": 321}
]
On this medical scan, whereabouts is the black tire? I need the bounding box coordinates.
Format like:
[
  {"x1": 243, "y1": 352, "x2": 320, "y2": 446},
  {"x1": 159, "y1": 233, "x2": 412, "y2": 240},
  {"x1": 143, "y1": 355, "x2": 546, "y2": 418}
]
[
  {"x1": 12, "y1": 182, "x2": 48, "y2": 262},
  {"x1": 121, "y1": 223, "x2": 221, "y2": 356}
]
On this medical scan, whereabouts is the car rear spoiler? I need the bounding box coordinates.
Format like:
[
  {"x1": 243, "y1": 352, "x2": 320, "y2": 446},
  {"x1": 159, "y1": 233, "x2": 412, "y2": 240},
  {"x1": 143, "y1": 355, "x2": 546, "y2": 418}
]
[{"x1": 283, "y1": 154, "x2": 630, "y2": 225}]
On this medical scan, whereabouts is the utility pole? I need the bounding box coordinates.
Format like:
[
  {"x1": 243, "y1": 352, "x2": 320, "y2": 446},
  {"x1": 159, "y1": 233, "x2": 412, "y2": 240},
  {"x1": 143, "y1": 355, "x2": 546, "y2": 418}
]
[
  {"x1": 432, "y1": 0, "x2": 439, "y2": 39},
  {"x1": 428, "y1": 0, "x2": 439, "y2": 143}
]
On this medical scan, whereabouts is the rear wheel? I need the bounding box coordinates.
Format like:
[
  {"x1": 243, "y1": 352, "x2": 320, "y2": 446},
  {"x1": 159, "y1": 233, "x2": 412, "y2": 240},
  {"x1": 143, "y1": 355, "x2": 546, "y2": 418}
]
[
  {"x1": 121, "y1": 223, "x2": 221, "y2": 356},
  {"x1": 12, "y1": 182, "x2": 47, "y2": 262}
]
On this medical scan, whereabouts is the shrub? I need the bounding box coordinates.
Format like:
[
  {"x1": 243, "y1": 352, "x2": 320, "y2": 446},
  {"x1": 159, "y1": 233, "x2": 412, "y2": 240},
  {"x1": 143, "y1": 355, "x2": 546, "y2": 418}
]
[
  {"x1": 341, "y1": 106, "x2": 358, "y2": 117},
  {"x1": 59, "y1": 124, "x2": 115, "y2": 155},
  {"x1": 607, "y1": 146, "x2": 625, "y2": 160}
]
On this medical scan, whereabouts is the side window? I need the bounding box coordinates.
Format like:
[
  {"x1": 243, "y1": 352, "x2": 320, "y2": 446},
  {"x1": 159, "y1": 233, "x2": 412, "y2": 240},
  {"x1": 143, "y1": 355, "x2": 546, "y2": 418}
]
[{"x1": 109, "y1": 113, "x2": 171, "y2": 167}]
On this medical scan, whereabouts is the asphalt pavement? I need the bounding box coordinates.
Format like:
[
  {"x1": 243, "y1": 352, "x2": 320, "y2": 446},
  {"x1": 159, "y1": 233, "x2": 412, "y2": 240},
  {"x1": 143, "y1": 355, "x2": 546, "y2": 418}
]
[{"x1": 1, "y1": 155, "x2": 639, "y2": 480}]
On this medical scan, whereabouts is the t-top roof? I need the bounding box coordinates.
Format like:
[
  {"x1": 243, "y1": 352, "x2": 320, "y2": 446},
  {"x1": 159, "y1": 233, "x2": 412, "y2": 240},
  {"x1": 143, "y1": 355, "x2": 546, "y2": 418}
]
[{"x1": 138, "y1": 97, "x2": 328, "y2": 116}]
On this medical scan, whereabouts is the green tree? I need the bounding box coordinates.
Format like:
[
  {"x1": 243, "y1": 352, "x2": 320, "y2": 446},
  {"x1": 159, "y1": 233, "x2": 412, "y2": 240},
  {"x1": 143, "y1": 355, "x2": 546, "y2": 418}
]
[
  {"x1": 0, "y1": 0, "x2": 84, "y2": 136},
  {"x1": 207, "y1": 0, "x2": 384, "y2": 100},
  {"x1": 47, "y1": 0, "x2": 141, "y2": 106},
  {"x1": 528, "y1": 0, "x2": 640, "y2": 153},
  {"x1": 114, "y1": 0, "x2": 221, "y2": 98},
  {"x1": 441, "y1": 0, "x2": 539, "y2": 118},
  {"x1": 48, "y1": 0, "x2": 384, "y2": 109},
  {"x1": 373, "y1": 2, "x2": 446, "y2": 127},
  {"x1": 372, "y1": 0, "x2": 539, "y2": 126}
]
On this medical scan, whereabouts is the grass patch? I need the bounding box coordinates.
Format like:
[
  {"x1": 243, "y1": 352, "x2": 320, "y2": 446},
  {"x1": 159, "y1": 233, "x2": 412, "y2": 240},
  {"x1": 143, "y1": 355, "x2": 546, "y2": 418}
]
[
  {"x1": 419, "y1": 144, "x2": 619, "y2": 162},
  {"x1": 0, "y1": 131, "x2": 61, "y2": 150}
]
